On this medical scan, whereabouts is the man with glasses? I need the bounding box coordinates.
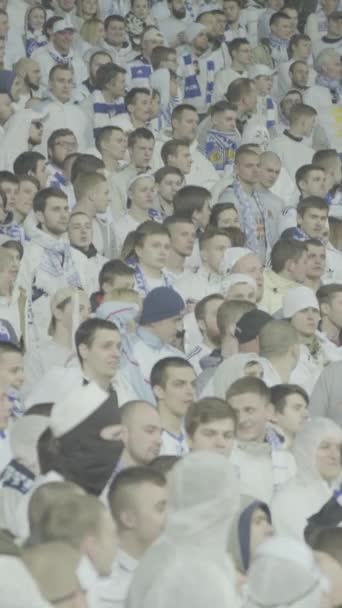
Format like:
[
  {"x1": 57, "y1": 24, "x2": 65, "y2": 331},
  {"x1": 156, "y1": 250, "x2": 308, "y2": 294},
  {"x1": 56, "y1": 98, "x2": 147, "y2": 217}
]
[{"x1": 46, "y1": 128, "x2": 78, "y2": 208}]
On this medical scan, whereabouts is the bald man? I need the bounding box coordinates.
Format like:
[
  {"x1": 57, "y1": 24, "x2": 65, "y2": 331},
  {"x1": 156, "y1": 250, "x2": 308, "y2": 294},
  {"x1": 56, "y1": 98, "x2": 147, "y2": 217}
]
[
  {"x1": 14, "y1": 58, "x2": 42, "y2": 100},
  {"x1": 257, "y1": 151, "x2": 287, "y2": 246}
]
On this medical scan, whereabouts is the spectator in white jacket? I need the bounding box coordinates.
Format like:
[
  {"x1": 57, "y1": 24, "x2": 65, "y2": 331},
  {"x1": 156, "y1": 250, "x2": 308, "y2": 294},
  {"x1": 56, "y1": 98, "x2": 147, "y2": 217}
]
[{"x1": 272, "y1": 417, "x2": 342, "y2": 539}]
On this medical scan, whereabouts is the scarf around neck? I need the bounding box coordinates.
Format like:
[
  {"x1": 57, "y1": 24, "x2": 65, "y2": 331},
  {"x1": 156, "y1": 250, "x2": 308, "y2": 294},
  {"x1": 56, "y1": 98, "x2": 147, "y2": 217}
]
[{"x1": 33, "y1": 229, "x2": 82, "y2": 288}]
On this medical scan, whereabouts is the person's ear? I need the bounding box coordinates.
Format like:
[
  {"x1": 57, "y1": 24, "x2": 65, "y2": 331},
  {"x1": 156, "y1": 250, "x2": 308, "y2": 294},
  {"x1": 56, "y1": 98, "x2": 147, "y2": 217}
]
[
  {"x1": 35, "y1": 210, "x2": 45, "y2": 225},
  {"x1": 120, "y1": 509, "x2": 136, "y2": 530},
  {"x1": 320, "y1": 302, "x2": 329, "y2": 318},
  {"x1": 78, "y1": 343, "x2": 88, "y2": 362},
  {"x1": 153, "y1": 384, "x2": 165, "y2": 402},
  {"x1": 121, "y1": 424, "x2": 129, "y2": 446},
  {"x1": 266, "y1": 401, "x2": 275, "y2": 422}
]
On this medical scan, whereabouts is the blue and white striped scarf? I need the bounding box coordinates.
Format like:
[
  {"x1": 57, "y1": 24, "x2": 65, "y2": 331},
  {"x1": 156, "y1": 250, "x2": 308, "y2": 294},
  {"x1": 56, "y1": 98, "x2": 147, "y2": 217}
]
[
  {"x1": 92, "y1": 90, "x2": 126, "y2": 137},
  {"x1": 25, "y1": 32, "x2": 47, "y2": 58},
  {"x1": 182, "y1": 53, "x2": 215, "y2": 106},
  {"x1": 233, "y1": 178, "x2": 272, "y2": 255},
  {"x1": 129, "y1": 57, "x2": 152, "y2": 88},
  {"x1": 47, "y1": 42, "x2": 73, "y2": 67},
  {"x1": 266, "y1": 95, "x2": 277, "y2": 129}
]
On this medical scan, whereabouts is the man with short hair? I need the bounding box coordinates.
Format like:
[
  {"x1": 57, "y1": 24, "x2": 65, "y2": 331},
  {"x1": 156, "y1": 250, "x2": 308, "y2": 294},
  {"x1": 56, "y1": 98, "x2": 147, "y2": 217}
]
[
  {"x1": 271, "y1": 104, "x2": 316, "y2": 180},
  {"x1": 94, "y1": 467, "x2": 168, "y2": 608},
  {"x1": 164, "y1": 215, "x2": 196, "y2": 282},
  {"x1": 188, "y1": 294, "x2": 224, "y2": 373},
  {"x1": 73, "y1": 171, "x2": 116, "y2": 258},
  {"x1": 151, "y1": 357, "x2": 196, "y2": 455},
  {"x1": 304, "y1": 238, "x2": 327, "y2": 292},
  {"x1": 100, "y1": 15, "x2": 135, "y2": 65},
  {"x1": 271, "y1": 383, "x2": 309, "y2": 448},
  {"x1": 82, "y1": 63, "x2": 127, "y2": 138},
  {"x1": 154, "y1": 167, "x2": 184, "y2": 219},
  {"x1": 228, "y1": 376, "x2": 296, "y2": 503},
  {"x1": 176, "y1": 228, "x2": 231, "y2": 304},
  {"x1": 110, "y1": 128, "x2": 155, "y2": 217},
  {"x1": 185, "y1": 397, "x2": 237, "y2": 457},
  {"x1": 304, "y1": 49, "x2": 342, "y2": 151},
  {"x1": 261, "y1": 239, "x2": 308, "y2": 314},
  {"x1": 40, "y1": 65, "x2": 88, "y2": 153},
  {"x1": 45, "y1": 128, "x2": 78, "y2": 209},
  {"x1": 68, "y1": 211, "x2": 108, "y2": 293},
  {"x1": 213, "y1": 37, "x2": 252, "y2": 103},
  {"x1": 153, "y1": 104, "x2": 219, "y2": 191},
  {"x1": 119, "y1": 400, "x2": 162, "y2": 467},
  {"x1": 13, "y1": 151, "x2": 48, "y2": 189},
  {"x1": 317, "y1": 283, "x2": 342, "y2": 347},
  {"x1": 112, "y1": 87, "x2": 152, "y2": 133},
  {"x1": 219, "y1": 146, "x2": 274, "y2": 262},
  {"x1": 17, "y1": 188, "x2": 91, "y2": 343},
  {"x1": 258, "y1": 319, "x2": 300, "y2": 386}
]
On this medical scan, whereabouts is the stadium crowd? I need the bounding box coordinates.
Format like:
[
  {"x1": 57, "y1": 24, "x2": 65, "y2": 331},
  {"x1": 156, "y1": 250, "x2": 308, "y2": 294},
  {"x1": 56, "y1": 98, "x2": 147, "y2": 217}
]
[{"x1": 2, "y1": 0, "x2": 342, "y2": 606}]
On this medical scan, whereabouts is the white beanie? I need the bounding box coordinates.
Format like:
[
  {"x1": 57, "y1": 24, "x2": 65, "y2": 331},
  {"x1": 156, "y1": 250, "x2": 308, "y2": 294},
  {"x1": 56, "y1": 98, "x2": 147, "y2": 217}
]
[
  {"x1": 282, "y1": 286, "x2": 320, "y2": 319},
  {"x1": 185, "y1": 23, "x2": 207, "y2": 43},
  {"x1": 222, "y1": 247, "x2": 253, "y2": 274},
  {"x1": 50, "y1": 382, "x2": 108, "y2": 438}
]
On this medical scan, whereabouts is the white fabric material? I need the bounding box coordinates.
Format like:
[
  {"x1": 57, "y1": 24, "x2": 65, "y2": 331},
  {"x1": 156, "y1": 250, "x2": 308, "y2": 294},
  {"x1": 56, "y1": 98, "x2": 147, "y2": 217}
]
[
  {"x1": 271, "y1": 135, "x2": 315, "y2": 181},
  {"x1": 272, "y1": 417, "x2": 342, "y2": 539},
  {"x1": 213, "y1": 353, "x2": 261, "y2": 399},
  {"x1": 2, "y1": 109, "x2": 46, "y2": 171},
  {"x1": 244, "y1": 536, "x2": 327, "y2": 608},
  {"x1": 0, "y1": 556, "x2": 52, "y2": 608},
  {"x1": 126, "y1": 452, "x2": 240, "y2": 608},
  {"x1": 282, "y1": 286, "x2": 320, "y2": 318},
  {"x1": 50, "y1": 382, "x2": 108, "y2": 437}
]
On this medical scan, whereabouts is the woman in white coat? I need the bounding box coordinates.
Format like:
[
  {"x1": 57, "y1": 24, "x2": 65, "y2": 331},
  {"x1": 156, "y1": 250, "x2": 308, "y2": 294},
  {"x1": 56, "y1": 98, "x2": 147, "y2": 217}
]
[{"x1": 271, "y1": 417, "x2": 342, "y2": 540}]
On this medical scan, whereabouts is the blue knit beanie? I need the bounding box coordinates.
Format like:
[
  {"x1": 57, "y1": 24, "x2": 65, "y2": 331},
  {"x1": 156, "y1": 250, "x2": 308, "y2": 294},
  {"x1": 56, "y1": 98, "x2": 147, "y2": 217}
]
[{"x1": 140, "y1": 287, "x2": 185, "y2": 325}]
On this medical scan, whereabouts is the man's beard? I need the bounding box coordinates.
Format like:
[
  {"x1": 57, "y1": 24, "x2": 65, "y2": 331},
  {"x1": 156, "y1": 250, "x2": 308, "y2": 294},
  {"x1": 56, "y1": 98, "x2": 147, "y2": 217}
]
[
  {"x1": 25, "y1": 75, "x2": 39, "y2": 92},
  {"x1": 172, "y1": 6, "x2": 186, "y2": 19}
]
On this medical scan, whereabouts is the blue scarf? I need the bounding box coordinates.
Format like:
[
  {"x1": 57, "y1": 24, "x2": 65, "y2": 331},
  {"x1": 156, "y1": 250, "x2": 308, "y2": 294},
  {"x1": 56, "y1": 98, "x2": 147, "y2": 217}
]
[
  {"x1": 129, "y1": 57, "x2": 152, "y2": 87},
  {"x1": 266, "y1": 96, "x2": 276, "y2": 129},
  {"x1": 182, "y1": 54, "x2": 215, "y2": 106},
  {"x1": 47, "y1": 42, "x2": 73, "y2": 67},
  {"x1": 25, "y1": 32, "x2": 47, "y2": 58},
  {"x1": 268, "y1": 34, "x2": 289, "y2": 49},
  {"x1": 92, "y1": 90, "x2": 126, "y2": 137}
]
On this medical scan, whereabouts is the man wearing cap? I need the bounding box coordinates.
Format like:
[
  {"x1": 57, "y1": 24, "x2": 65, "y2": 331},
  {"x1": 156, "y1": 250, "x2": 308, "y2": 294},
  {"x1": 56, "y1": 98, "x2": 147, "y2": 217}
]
[
  {"x1": 282, "y1": 285, "x2": 342, "y2": 395},
  {"x1": 32, "y1": 17, "x2": 87, "y2": 93},
  {"x1": 121, "y1": 286, "x2": 188, "y2": 402},
  {"x1": 249, "y1": 64, "x2": 278, "y2": 135}
]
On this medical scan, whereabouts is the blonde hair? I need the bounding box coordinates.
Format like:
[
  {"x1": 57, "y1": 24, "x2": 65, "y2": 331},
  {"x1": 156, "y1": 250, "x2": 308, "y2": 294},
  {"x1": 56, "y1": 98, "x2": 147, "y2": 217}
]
[{"x1": 80, "y1": 17, "x2": 103, "y2": 45}]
